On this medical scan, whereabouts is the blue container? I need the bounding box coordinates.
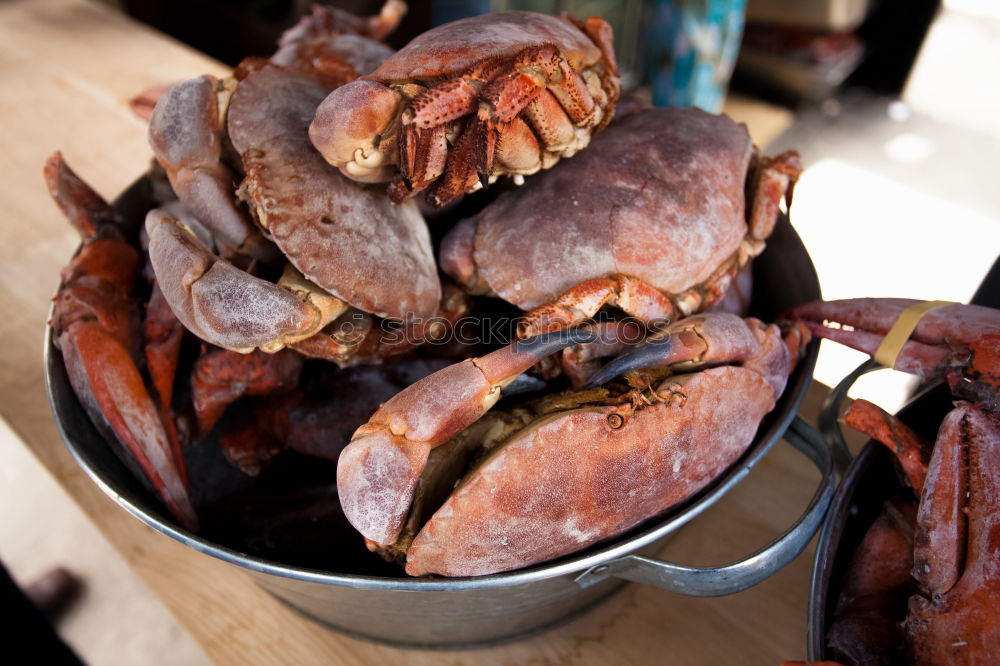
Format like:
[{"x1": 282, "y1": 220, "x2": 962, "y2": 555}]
[{"x1": 647, "y1": 0, "x2": 747, "y2": 112}]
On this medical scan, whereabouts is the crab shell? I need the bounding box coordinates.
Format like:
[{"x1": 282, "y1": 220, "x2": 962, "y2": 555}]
[
  {"x1": 440, "y1": 107, "x2": 756, "y2": 313},
  {"x1": 373, "y1": 12, "x2": 602, "y2": 82},
  {"x1": 405, "y1": 363, "x2": 779, "y2": 577},
  {"x1": 338, "y1": 313, "x2": 797, "y2": 577},
  {"x1": 309, "y1": 11, "x2": 616, "y2": 186}
]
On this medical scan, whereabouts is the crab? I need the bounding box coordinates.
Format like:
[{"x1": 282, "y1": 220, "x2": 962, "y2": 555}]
[
  {"x1": 308, "y1": 10, "x2": 620, "y2": 207},
  {"x1": 206, "y1": 356, "x2": 459, "y2": 476},
  {"x1": 46, "y1": 152, "x2": 197, "y2": 531},
  {"x1": 440, "y1": 106, "x2": 801, "y2": 381},
  {"x1": 147, "y1": 58, "x2": 464, "y2": 365},
  {"x1": 791, "y1": 297, "x2": 1000, "y2": 664},
  {"x1": 336, "y1": 312, "x2": 808, "y2": 576},
  {"x1": 129, "y1": 1, "x2": 406, "y2": 121},
  {"x1": 270, "y1": 0, "x2": 405, "y2": 89}
]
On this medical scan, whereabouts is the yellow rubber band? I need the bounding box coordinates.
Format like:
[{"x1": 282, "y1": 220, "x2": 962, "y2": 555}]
[{"x1": 873, "y1": 300, "x2": 955, "y2": 369}]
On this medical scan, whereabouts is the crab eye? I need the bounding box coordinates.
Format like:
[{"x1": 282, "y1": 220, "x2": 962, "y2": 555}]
[{"x1": 607, "y1": 413, "x2": 625, "y2": 429}]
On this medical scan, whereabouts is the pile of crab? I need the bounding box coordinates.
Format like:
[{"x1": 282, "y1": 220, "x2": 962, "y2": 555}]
[{"x1": 50, "y1": 3, "x2": 811, "y2": 578}]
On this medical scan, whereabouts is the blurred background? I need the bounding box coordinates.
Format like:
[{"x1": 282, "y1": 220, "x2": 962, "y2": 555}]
[{"x1": 3, "y1": 0, "x2": 998, "y2": 663}]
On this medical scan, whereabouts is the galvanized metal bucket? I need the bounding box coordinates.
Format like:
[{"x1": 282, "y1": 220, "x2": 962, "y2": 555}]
[{"x1": 46, "y1": 178, "x2": 835, "y2": 648}]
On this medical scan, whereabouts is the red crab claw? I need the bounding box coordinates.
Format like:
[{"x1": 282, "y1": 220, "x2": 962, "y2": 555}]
[
  {"x1": 337, "y1": 328, "x2": 597, "y2": 545},
  {"x1": 790, "y1": 298, "x2": 1000, "y2": 411},
  {"x1": 842, "y1": 399, "x2": 933, "y2": 494},
  {"x1": 587, "y1": 313, "x2": 805, "y2": 402},
  {"x1": 906, "y1": 404, "x2": 1000, "y2": 663},
  {"x1": 46, "y1": 153, "x2": 197, "y2": 531},
  {"x1": 190, "y1": 346, "x2": 303, "y2": 435}
]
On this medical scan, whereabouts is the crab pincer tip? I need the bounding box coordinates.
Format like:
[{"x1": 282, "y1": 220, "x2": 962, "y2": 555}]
[
  {"x1": 586, "y1": 335, "x2": 679, "y2": 388},
  {"x1": 514, "y1": 328, "x2": 598, "y2": 357}
]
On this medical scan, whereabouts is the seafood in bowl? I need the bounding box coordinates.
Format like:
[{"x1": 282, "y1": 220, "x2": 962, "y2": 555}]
[
  {"x1": 309, "y1": 11, "x2": 621, "y2": 206},
  {"x1": 45, "y1": 14, "x2": 832, "y2": 650}
]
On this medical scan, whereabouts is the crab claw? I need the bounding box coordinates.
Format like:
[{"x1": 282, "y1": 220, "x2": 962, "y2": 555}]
[
  {"x1": 148, "y1": 76, "x2": 277, "y2": 262},
  {"x1": 842, "y1": 399, "x2": 933, "y2": 494},
  {"x1": 60, "y1": 325, "x2": 198, "y2": 531},
  {"x1": 588, "y1": 313, "x2": 796, "y2": 400},
  {"x1": 790, "y1": 298, "x2": 1000, "y2": 410},
  {"x1": 309, "y1": 80, "x2": 402, "y2": 183},
  {"x1": 337, "y1": 328, "x2": 597, "y2": 545},
  {"x1": 906, "y1": 404, "x2": 1000, "y2": 662},
  {"x1": 146, "y1": 211, "x2": 345, "y2": 353},
  {"x1": 47, "y1": 153, "x2": 197, "y2": 531}
]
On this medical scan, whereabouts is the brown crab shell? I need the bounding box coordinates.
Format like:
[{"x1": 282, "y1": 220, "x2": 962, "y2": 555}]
[
  {"x1": 462, "y1": 107, "x2": 753, "y2": 311},
  {"x1": 405, "y1": 364, "x2": 776, "y2": 577},
  {"x1": 227, "y1": 64, "x2": 440, "y2": 321},
  {"x1": 363, "y1": 11, "x2": 603, "y2": 83}
]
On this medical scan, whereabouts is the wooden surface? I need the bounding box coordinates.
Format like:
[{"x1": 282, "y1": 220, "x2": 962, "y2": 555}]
[{"x1": 0, "y1": 1, "x2": 818, "y2": 663}]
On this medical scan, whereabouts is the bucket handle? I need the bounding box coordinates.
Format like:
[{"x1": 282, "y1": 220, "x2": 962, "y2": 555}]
[{"x1": 574, "y1": 416, "x2": 834, "y2": 596}]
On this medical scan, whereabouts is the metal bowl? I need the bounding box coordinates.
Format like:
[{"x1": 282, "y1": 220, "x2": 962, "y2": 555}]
[
  {"x1": 46, "y1": 176, "x2": 834, "y2": 648},
  {"x1": 807, "y1": 366, "x2": 953, "y2": 661}
]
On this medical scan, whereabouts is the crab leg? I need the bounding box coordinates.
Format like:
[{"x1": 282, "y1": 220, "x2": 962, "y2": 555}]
[
  {"x1": 397, "y1": 123, "x2": 449, "y2": 195},
  {"x1": 790, "y1": 298, "x2": 1000, "y2": 409},
  {"x1": 517, "y1": 274, "x2": 678, "y2": 338},
  {"x1": 396, "y1": 62, "x2": 503, "y2": 197},
  {"x1": 470, "y1": 46, "x2": 562, "y2": 179},
  {"x1": 493, "y1": 116, "x2": 543, "y2": 175},
  {"x1": 425, "y1": 122, "x2": 482, "y2": 207},
  {"x1": 191, "y1": 347, "x2": 303, "y2": 434},
  {"x1": 570, "y1": 15, "x2": 619, "y2": 82},
  {"x1": 545, "y1": 57, "x2": 597, "y2": 126},
  {"x1": 523, "y1": 90, "x2": 577, "y2": 154},
  {"x1": 515, "y1": 259, "x2": 749, "y2": 341},
  {"x1": 746, "y1": 151, "x2": 802, "y2": 243},
  {"x1": 337, "y1": 328, "x2": 597, "y2": 545},
  {"x1": 270, "y1": 0, "x2": 402, "y2": 88},
  {"x1": 842, "y1": 399, "x2": 932, "y2": 493},
  {"x1": 366, "y1": 0, "x2": 407, "y2": 40}
]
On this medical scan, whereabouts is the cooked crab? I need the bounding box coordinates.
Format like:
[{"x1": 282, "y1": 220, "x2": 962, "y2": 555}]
[
  {"x1": 309, "y1": 10, "x2": 620, "y2": 206},
  {"x1": 440, "y1": 106, "x2": 801, "y2": 380},
  {"x1": 338, "y1": 313, "x2": 808, "y2": 576}
]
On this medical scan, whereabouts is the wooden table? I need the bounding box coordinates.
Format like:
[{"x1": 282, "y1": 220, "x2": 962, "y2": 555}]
[{"x1": 0, "y1": 1, "x2": 829, "y2": 663}]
